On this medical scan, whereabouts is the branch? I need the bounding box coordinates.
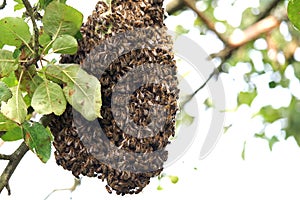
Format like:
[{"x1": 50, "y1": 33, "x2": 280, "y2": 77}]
[
  {"x1": 166, "y1": 0, "x2": 186, "y2": 15},
  {"x1": 0, "y1": 142, "x2": 29, "y2": 195},
  {"x1": 183, "y1": 0, "x2": 229, "y2": 45},
  {"x1": 44, "y1": 178, "x2": 81, "y2": 200},
  {"x1": 22, "y1": 0, "x2": 40, "y2": 67},
  {"x1": 0, "y1": 0, "x2": 6, "y2": 9},
  {"x1": 181, "y1": 0, "x2": 283, "y2": 106}
]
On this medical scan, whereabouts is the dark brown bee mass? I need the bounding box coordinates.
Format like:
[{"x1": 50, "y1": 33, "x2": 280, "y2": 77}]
[{"x1": 49, "y1": 0, "x2": 179, "y2": 195}]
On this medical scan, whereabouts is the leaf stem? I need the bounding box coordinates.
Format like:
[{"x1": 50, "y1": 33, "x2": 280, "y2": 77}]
[{"x1": 22, "y1": 0, "x2": 40, "y2": 67}]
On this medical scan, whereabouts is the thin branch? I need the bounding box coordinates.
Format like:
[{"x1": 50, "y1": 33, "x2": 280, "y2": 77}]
[
  {"x1": 256, "y1": 0, "x2": 283, "y2": 22},
  {"x1": 182, "y1": 0, "x2": 283, "y2": 105},
  {"x1": 22, "y1": 0, "x2": 40, "y2": 67},
  {"x1": 0, "y1": 142, "x2": 29, "y2": 195},
  {"x1": 0, "y1": 154, "x2": 11, "y2": 160},
  {"x1": 44, "y1": 178, "x2": 81, "y2": 200},
  {"x1": 166, "y1": 0, "x2": 186, "y2": 15},
  {"x1": 0, "y1": 0, "x2": 6, "y2": 10},
  {"x1": 182, "y1": 0, "x2": 229, "y2": 46}
]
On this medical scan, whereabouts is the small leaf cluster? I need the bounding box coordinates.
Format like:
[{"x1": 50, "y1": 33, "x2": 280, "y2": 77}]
[{"x1": 0, "y1": 0, "x2": 102, "y2": 163}]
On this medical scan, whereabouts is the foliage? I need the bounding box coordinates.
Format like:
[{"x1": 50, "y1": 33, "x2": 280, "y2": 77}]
[{"x1": 0, "y1": 0, "x2": 102, "y2": 163}]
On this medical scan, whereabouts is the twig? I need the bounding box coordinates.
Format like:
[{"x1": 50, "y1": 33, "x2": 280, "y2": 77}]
[
  {"x1": 22, "y1": 0, "x2": 40, "y2": 67},
  {"x1": 0, "y1": 142, "x2": 29, "y2": 195},
  {"x1": 182, "y1": 0, "x2": 283, "y2": 104},
  {"x1": 256, "y1": 0, "x2": 283, "y2": 22},
  {"x1": 0, "y1": 0, "x2": 6, "y2": 9},
  {"x1": 166, "y1": 0, "x2": 186, "y2": 15},
  {"x1": 183, "y1": 0, "x2": 229, "y2": 45},
  {"x1": 44, "y1": 178, "x2": 81, "y2": 200}
]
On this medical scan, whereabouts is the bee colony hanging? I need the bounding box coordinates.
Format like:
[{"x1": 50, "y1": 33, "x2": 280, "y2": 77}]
[{"x1": 49, "y1": 0, "x2": 179, "y2": 195}]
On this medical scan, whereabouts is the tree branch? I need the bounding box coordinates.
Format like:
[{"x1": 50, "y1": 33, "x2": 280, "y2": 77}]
[
  {"x1": 0, "y1": 142, "x2": 29, "y2": 195},
  {"x1": 181, "y1": 0, "x2": 283, "y2": 106},
  {"x1": 166, "y1": 0, "x2": 186, "y2": 15},
  {"x1": 22, "y1": 0, "x2": 40, "y2": 67},
  {"x1": 183, "y1": 0, "x2": 229, "y2": 45},
  {"x1": 0, "y1": 0, "x2": 6, "y2": 10}
]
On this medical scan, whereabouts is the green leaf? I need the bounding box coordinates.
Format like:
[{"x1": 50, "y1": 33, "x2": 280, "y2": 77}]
[
  {"x1": 0, "y1": 82, "x2": 12, "y2": 103},
  {"x1": 39, "y1": 33, "x2": 52, "y2": 54},
  {"x1": 14, "y1": 3, "x2": 25, "y2": 11},
  {"x1": 0, "y1": 50, "x2": 18, "y2": 78},
  {"x1": 157, "y1": 185, "x2": 164, "y2": 191},
  {"x1": 1, "y1": 87, "x2": 27, "y2": 124},
  {"x1": 0, "y1": 17, "x2": 31, "y2": 47},
  {"x1": 176, "y1": 110, "x2": 195, "y2": 129},
  {"x1": 1, "y1": 126, "x2": 23, "y2": 141},
  {"x1": 255, "y1": 133, "x2": 279, "y2": 151},
  {"x1": 268, "y1": 81, "x2": 277, "y2": 89},
  {"x1": 19, "y1": 66, "x2": 43, "y2": 98},
  {"x1": 52, "y1": 35, "x2": 78, "y2": 55},
  {"x1": 288, "y1": 0, "x2": 300, "y2": 31},
  {"x1": 169, "y1": 176, "x2": 179, "y2": 184},
  {"x1": 31, "y1": 81, "x2": 67, "y2": 115},
  {"x1": 39, "y1": 0, "x2": 66, "y2": 9},
  {"x1": 1, "y1": 72, "x2": 18, "y2": 87},
  {"x1": 46, "y1": 64, "x2": 102, "y2": 121},
  {"x1": 286, "y1": 97, "x2": 300, "y2": 146},
  {"x1": 238, "y1": 90, "x2": 257, "y2": 106},
  {"x1": 259, "y1": 106, "x2": 284, "y2": 123},
  {"x1": 175, "y1": 25, "x2": 190, "y2": 35},
  {"x1": 23, "y1": 121, "x2": 52, "y2": 163},
  {"x1": 43, "y1": 2, "x2": 83, "y2": 37},
  {"x1": 0, "y1": 113, "x2": 18, "y2": 131}
]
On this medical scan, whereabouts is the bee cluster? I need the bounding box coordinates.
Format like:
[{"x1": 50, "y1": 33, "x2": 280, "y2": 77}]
[{"x1": 50, "y1": 0, "x2": 179, "y2": 195}]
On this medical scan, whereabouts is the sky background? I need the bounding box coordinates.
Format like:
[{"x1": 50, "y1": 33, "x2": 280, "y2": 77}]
[{"x1": 2, "y1": 0, "x2": 300, "y2": 199}]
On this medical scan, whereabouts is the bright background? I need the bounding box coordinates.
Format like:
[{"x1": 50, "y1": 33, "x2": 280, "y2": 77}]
[{"x1": 2, "y1": 0, "x2": 300, "y2": 199}]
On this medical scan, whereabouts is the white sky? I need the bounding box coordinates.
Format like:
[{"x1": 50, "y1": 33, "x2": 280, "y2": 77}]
[{"x1": 1, "y1": 0, "x2": 300, "y2": 200}]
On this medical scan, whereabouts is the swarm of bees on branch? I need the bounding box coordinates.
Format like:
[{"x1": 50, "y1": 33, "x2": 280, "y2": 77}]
[{"x1": 50, "y1": 0, "x2": 179, "y2": 195}]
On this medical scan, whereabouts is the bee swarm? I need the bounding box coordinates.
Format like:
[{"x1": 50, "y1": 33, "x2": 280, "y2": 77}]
[{"x1": 49, "y1": 0, "x2": 179, "y2": 195}]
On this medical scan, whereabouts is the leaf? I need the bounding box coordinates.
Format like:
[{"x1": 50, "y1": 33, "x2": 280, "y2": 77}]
[
  {"x1": 39, "y1": 33, "x2": 52, "y2": 54},
  {"x1": 0, "y1": 17, "x2": 31, "y2": 47},
  {"x1": 43, "y1": 2, "x2": 83, "y2": 37},
  {"x1": 14, "y1": 2, "x2": 25, "y2": 11},
  {"x1": 0, "y1": 113, "x2": 18, "y2": 131},
  {"x1": 259, "y1": 106, "x2": 284, "y2": 123},
  {"x1": 169, "y1": 176, "x2": 179, "y2": 184},
  {"x1": 46, "y1": 64, "x2": 102, "y2": 121},
  {"x1": 286, "y1": 97, "x2": 300, "y2": 146},
  {"x1": 39, "y1": 0, "x2": 66, "y2": 9},
  {"x1": 157, "y1": 185, "x2": 164, "y2": 191},
  {"x1": 1, "y1": 87, "x2": 27, "y2": 124},
  {"x1": 23, "y1": 121, "x2": 52, "y2": 163},
  {"x1": 241, "y1": 141, "x2": 246, "y2": 160},
  {"x1": 255, "y1": 133, "x2": 279, "y2": 151},
  {"x1": 288, "y1": 0, "x2": 300, "y2": 31},
  {"x1": 1, "y1": 72, "x2": 18, "y2": 87},
  {"x1": 268, "y1": 136, "x2": 279, "y2": 151},
  {"x1": 52, "y1": 35, "x2": 78, "y2": 55},
  {"x1": 176, "y1": 109, "x2": 195, "y2": 129},
  {"x1": 1, "y1": 126, "x2": 23, "y2": 141},
  {"x1": 0, "y1": 50, "x2": 18, "y2": 78},
  {"x1": 237, "y1": 90, "x2": 257, "y2": 106},
  {"x1": 175, "y1": 25, "x2": 190, "y2": 35},
  {"x1": 19, "y1": 66, "x2": 43, "y2": 97},
  {"x1": 31, "y1": 81, "x2": 67, "y2": 115},
  {"x1": 0, "y1": 82, "x2": 12, "y2": 103}
]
